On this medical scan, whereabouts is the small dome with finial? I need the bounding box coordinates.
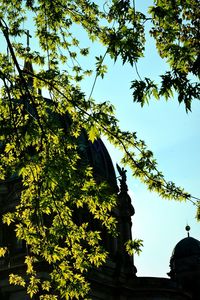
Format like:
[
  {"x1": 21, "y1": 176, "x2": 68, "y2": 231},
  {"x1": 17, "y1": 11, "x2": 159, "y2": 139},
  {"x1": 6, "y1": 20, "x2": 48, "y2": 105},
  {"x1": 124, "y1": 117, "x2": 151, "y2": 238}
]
[
  {"x1": 170, "y1": 226, "x2": 200, "y2": 261},
  {"x1": 168, "y1": 227, "x2": 200, "y2": 299},
  {"x1": 169, "y1": 226, "x2": 200, "y2": 280}
]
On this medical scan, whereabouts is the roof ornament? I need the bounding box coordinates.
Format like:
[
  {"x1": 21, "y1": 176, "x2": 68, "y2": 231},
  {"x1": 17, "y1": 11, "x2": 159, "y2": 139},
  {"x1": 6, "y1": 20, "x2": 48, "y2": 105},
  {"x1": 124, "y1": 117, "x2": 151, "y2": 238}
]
[
  {"x1": 24, "y1": 29, "x2": 32, "y2": 52},
  {"x1": 116, "y1": 163, "x2": 128, "y2": 193},
  {"x1": 185, "y1": 224, "x2": 191, "y2": 237},
  {"x1": 23, "y1": 29, "x2": 34, "y2": 87}
]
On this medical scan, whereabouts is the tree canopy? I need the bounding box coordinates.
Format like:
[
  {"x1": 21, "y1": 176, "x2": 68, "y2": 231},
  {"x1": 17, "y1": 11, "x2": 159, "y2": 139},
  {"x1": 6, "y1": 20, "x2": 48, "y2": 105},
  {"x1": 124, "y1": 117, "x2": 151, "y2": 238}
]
[{"x1": 0, "y1": 0, "x2": 199, "y2": 299}]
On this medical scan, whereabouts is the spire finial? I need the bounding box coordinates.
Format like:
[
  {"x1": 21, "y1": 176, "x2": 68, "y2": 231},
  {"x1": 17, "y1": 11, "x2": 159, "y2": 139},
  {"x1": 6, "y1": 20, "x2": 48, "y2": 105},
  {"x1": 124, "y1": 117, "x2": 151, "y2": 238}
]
[
  {"x1": 24, "y1": 30, "x2": 32, "y2": 52},
  {"x1": 185, "y1": 225, "x2": 191, "y2": 237}
]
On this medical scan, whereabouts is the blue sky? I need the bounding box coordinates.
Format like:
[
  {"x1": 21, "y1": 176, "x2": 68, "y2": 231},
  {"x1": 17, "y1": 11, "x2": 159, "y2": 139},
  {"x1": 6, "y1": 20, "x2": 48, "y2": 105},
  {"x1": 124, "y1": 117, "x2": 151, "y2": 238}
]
[{"x1": 1, "y1": 0, "x2": 199, "y2": 278}]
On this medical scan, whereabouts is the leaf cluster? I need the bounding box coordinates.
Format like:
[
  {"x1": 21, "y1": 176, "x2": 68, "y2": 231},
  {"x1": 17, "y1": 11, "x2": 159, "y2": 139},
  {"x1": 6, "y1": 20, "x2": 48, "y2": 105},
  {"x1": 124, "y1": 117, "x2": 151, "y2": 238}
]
[{"x1": 131, "y1": 0, "x2": 199, "y2": 111}]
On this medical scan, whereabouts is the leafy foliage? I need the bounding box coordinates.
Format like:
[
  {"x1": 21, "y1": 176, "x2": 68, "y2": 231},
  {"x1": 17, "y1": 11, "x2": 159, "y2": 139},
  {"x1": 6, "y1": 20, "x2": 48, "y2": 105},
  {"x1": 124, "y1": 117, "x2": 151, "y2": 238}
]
[
  {"x1": 125, "y1": 239, "x2": 143, "y2": 256},
  {"x1": 131, "y1": 0, "x2": 200, "y2": 111},
  {"x1": 0, "y1": 0, "x2": 199, "y2": 299}
]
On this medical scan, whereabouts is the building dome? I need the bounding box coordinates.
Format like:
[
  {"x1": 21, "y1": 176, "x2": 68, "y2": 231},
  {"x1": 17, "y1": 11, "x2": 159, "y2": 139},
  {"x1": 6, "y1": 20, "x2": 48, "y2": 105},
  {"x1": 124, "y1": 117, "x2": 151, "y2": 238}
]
[
  {"x1": 171, "y1": 237, "x2": 200, "y2": 261},
  {"x1": 87, "y1": 138, "x2": 118, "y2": 190},
  {"x1": 169, "y1": 236, "x2": 200, "y2": 274}
]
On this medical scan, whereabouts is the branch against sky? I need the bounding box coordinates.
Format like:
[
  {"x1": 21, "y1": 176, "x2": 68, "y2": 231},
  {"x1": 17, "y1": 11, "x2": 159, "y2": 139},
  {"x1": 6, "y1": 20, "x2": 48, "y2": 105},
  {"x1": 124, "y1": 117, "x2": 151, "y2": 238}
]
[{"x1": 0, "y1": 0, "x2": 199, "y2": 299}]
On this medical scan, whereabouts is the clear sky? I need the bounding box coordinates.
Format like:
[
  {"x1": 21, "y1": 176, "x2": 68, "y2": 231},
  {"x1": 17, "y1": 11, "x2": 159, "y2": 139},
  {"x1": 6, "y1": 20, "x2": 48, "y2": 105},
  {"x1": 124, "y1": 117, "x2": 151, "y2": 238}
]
[{"x1": 1, "y1": 0, "x2": 199, "y2": 279}]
